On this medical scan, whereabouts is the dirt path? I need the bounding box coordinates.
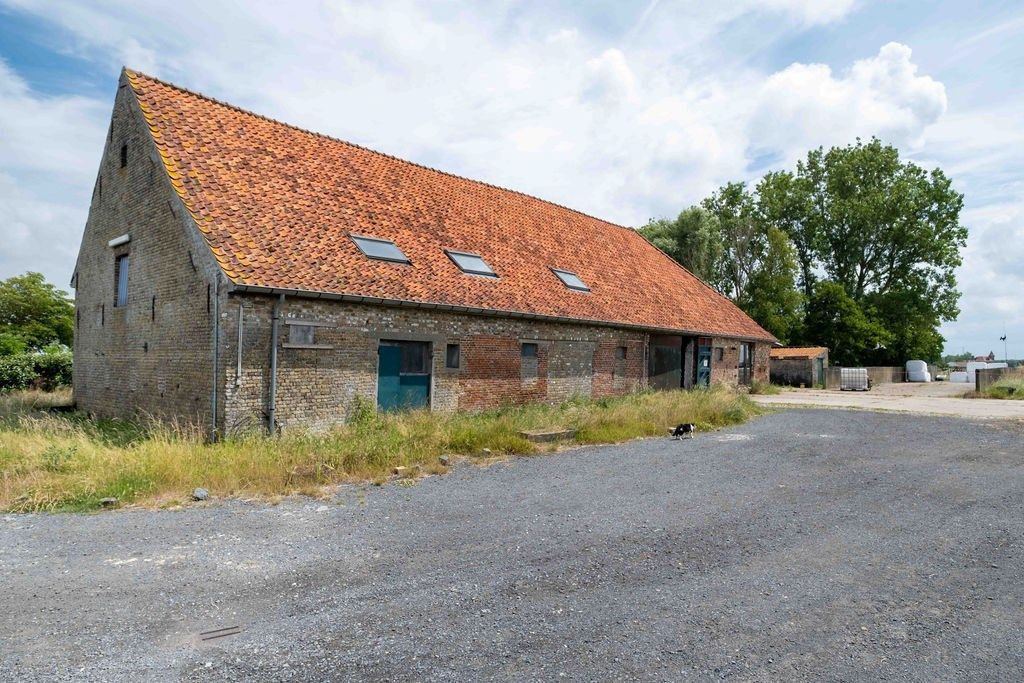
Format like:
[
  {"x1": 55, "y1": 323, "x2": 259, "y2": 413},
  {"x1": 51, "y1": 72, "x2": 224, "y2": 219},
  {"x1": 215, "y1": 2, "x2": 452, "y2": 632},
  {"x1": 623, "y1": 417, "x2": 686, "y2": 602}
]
[
  {"x1": 752, "y1": 383, "x2": 1024, "y2": 419},
  {"x1": 2, "y1": 410, "x2": 1022, "y2": 681}
]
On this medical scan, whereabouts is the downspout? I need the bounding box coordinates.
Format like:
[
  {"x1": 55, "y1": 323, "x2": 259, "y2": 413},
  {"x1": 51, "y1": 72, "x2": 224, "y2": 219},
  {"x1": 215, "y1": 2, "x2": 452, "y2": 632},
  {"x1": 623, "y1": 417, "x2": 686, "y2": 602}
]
[
  {"x1": 267, "y1": 294, "x2": 285, "y2": 434},
  {"x1": 210, "y1": 277, "x2": 220, "y2": 442},
  {"x1": 235, "y1": 304, "x2": 243, "y2": 388}
]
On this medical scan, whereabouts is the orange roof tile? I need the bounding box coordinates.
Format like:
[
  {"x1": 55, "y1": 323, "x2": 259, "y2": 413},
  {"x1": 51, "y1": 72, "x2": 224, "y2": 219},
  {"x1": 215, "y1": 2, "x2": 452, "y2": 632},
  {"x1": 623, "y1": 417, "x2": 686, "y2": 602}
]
[
  {"x1": 770, "y1": 347, "x2": 828, "y2": 359},
  {"x1": 125, "y1": 69, "x2": 775, "y2": 341}
]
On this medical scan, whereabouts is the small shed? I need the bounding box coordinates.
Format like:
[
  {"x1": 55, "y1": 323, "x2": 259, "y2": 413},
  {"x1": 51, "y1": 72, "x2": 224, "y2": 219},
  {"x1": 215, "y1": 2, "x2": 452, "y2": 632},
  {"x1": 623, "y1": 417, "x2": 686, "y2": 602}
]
[{"x1": 769, "y1": 347, "x2": 829, "y2": 387}]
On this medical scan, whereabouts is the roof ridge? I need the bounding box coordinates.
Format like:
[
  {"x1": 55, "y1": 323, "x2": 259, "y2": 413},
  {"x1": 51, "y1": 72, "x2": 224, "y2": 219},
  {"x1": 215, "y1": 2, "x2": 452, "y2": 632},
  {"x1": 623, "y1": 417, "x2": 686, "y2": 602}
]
[{"x1": 122, "y1": 67, "x2": 636, "y2": 233}]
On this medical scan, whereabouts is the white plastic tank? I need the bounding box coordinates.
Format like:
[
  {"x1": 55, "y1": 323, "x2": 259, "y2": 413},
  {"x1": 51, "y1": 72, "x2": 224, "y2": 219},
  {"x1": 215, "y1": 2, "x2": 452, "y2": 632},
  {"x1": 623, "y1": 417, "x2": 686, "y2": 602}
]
[{"x1": 906, "y1": 360, "x2": 931, "y2": 382}]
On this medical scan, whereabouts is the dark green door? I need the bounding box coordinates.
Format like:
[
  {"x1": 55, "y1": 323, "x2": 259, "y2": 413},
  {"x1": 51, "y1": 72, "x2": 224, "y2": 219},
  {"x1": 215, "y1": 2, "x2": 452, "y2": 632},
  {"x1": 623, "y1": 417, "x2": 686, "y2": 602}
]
[
  {"x1": 649, "y1": 335, "x2": 683, "y2": 390},
  {"x1": 696, "y1": 343, "x2": 712, "y2": 387},
  {"x1": 377, "y1": 341, "x2": 431, "y2": 412}
]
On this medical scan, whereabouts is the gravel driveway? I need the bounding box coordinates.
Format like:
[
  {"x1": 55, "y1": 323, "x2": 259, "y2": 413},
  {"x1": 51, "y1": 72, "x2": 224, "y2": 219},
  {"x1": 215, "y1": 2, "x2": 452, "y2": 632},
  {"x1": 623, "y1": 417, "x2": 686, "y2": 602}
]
[{"x1": 2, "y1": 409, "x2": 1022, "y2": 682}]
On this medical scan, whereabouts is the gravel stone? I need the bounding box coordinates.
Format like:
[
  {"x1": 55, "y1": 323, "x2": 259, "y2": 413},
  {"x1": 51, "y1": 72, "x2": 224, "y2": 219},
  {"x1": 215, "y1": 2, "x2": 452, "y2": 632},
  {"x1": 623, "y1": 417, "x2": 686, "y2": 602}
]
[{"x1": 1, "y1": 409, "x2": 1022, "y2": 681}]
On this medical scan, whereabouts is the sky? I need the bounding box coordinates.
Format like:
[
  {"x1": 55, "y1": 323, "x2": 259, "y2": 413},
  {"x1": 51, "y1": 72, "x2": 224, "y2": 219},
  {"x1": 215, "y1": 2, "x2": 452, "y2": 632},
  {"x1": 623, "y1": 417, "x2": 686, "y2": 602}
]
[{"x1": 0, "y1": 0, "x2": 1021, "y2": 358}]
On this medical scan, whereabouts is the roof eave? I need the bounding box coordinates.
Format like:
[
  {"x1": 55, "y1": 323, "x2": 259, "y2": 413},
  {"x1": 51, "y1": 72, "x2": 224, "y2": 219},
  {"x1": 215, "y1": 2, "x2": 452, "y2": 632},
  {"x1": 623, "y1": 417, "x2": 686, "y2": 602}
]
[{"x1": 228, "y1": 283, "x2": 778, "y2": 343}]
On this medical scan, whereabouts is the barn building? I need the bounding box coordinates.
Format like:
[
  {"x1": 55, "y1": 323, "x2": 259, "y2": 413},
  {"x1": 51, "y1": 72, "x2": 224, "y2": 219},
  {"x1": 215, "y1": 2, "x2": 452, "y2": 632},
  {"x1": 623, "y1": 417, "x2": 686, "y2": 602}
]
[
  {"x1": 72, "y1": 70, "x2": 775, "y2": 435},
  {"x1": 769, "y1": 347, "x2": 829, "y2": 387}
]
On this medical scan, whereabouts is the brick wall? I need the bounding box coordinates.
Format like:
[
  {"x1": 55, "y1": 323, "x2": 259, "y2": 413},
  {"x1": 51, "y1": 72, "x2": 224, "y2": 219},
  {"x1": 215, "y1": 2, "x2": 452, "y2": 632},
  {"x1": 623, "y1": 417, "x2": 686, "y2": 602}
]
[
  {"x1": 73, "y1": 73, "x2": 225, "y2": 430},
  {"x1": 219, "y1": 295, "x2": 651, "y2": 431}
]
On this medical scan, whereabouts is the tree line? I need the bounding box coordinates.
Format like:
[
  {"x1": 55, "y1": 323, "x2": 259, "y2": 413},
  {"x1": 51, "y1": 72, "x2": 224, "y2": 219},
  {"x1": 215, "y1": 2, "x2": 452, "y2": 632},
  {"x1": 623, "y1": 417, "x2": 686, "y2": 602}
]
[{"x1": 640, "y1": 138, "x2": 967, "y2": 366}]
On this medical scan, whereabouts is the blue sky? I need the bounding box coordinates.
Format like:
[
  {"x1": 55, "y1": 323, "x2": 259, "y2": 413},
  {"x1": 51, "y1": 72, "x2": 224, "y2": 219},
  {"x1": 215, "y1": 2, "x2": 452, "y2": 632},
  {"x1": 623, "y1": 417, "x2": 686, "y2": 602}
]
[{"x1": 1, "y1": 0, "x2": 1021, "y2": 357}]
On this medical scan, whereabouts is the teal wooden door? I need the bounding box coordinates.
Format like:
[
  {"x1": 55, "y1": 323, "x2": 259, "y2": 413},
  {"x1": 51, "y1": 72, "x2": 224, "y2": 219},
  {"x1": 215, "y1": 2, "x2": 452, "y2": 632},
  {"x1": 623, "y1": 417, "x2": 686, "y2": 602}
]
[
  {"x1": 377, "y1": 345, "x2": 403, "y2": 412},
  {"x1": 697, "y1": 344, "x2": 712, "y2": 387},
  {"x1": 378, "y1": 341, "x2": 431, "y2": 412}
]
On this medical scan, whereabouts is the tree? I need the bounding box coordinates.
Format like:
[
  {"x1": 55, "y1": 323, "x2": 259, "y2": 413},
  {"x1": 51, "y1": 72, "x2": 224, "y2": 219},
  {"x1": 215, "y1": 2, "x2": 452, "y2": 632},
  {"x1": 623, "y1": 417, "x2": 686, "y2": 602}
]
[
  {"x1": 754, "y1": 138, "x2": 966, "y2": 364},
  {"x1": 638, "y1": 207, "x2": 725, "y2": 288},
  {"x1": 804, "y1": 282, "x2": 890, "y2": 367},
  {"x1": 0, "y1": 272, "x2": 74, "y2": 354},
  {"x1": 639, "y1": 186, "x2": 803, "y2": 343}
]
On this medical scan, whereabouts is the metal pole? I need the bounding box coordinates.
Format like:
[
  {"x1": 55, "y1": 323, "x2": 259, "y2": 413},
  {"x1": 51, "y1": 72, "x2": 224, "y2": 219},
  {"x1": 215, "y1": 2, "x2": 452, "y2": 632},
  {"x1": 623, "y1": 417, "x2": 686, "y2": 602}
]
[{"x1": 267, "y1": 294, "x2": 284, "y2": 434}]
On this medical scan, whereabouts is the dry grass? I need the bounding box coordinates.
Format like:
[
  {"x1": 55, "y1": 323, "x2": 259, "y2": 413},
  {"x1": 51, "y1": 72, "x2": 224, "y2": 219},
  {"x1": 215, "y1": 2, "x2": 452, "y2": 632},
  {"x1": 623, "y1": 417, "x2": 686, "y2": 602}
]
[
  {"x1": 0, "y1": 387, "x2": 762, "y2": 512},
  {"x1": 974, "y1": 369, "x2": 1024, "y2": 400}
]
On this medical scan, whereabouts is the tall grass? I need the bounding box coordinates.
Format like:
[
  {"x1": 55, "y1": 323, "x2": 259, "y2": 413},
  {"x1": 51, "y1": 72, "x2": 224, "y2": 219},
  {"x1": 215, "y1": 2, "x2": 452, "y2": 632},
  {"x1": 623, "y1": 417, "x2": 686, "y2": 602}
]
[
  {"x1": 978, "y1": 369, "x2": 1024, "y2": 400},
  {"x1": 1, "y1": 388, "x2": 762, "y2": 512}
]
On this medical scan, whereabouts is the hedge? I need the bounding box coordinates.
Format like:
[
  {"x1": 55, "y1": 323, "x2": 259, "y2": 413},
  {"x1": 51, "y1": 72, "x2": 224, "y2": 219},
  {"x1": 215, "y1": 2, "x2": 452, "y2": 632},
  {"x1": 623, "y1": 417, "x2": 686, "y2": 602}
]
[{"x1": 0, "y1": 351, "x2": 72, "y2": 393}]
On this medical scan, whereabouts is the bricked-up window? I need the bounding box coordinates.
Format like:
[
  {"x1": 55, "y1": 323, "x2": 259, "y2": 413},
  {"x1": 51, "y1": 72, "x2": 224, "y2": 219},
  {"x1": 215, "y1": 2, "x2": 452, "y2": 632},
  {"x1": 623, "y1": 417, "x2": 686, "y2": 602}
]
[
  {"x1": 521, "y1": 342, "x2": 539, "y2": 381},
  {"x1": 289, "y1": 324, "x2": 315, "y2": 346},
  {"x1": 446, "y1": 343, "x2": 461, "y2": 369},
  {"x1": 120, "y1": 143, "x2": 128, "y2": 168},
  {"x1": 114, "y1": 254, "x2": 129, "y2": 307},
  {"x1": 614, "y1": 346, "x2": 627, "y2": 378},
  {"x1": 350, "y1": 234, "x2": 410, "y2": 264}
]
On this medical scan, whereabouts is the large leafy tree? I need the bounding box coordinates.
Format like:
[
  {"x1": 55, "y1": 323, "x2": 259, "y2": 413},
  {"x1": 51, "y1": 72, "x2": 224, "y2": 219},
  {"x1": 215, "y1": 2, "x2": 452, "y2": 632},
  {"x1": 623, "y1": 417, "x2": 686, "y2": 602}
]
[
  {"x1": 0, "y1": 272, "x2": 74, "y2": 355},
  {"x1": 641, "y1": 138, "x2": 965, "y2": 364},
  {"x1": 639, "y1": 185, "x2": 803, "y2": 344},
  {"x1": 638, "y1": 206, "x2": 725, "y2": 289}
]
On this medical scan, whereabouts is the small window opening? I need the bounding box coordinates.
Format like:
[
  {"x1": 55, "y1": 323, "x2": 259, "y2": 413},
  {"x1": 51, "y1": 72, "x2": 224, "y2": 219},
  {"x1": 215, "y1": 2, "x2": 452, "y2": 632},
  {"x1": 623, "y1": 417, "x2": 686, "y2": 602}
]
[
  {"x1": 522, "y1": 343, "x2": 538, "y2": 358},
  {"x1": 120, "y1": 143, "x2": 128, "y2": 168},
  {"x1": 288, "y1": 324, "x2": 315, "y2": 346},
  {"x1": 151, "y1": 295, "x2": 156, "y2": 321},
  {"x1": 446, "y1": 250, "x2": 496, "y2": 277},
  {"x1": 614, "y1": 346, "x2": 627, "y2": 380},
  {"x1": 206, "y1": 284, "x2": 211, "y2": 314},
  {"x1": 114, "y1": 254, "x2": 129, "y2": 307},
  {"x1": 350, "y1": 234, "x2": 410, "y2": 263},
  {"x1": 551, "y1": 268, "x2": 590, "y2": 292},
  {"x1": 446, "y1": 343, "x2": 461, "y2": 369},
  {"x1": 715, "y1": 347, "x2": 724, "y2": 362}
]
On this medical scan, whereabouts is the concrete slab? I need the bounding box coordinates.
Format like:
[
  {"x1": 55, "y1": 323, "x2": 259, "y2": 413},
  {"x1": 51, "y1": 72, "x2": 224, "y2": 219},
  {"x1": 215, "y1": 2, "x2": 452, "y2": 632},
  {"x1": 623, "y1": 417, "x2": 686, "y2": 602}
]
[{"x1": 752, "y1": 383, "x2": 1024, "y2": 420}]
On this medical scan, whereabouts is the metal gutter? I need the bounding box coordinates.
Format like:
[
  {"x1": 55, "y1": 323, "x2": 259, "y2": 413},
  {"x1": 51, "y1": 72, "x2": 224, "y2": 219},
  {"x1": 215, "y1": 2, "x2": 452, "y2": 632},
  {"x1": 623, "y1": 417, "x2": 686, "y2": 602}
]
[{"x1": 267, "y1": 294, "x2": 284, "y2": 434}]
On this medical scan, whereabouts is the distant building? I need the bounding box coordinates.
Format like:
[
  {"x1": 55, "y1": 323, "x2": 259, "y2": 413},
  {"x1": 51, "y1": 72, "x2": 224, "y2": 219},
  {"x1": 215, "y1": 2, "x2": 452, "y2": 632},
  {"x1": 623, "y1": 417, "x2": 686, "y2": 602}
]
[{"x1": 974, "y1": 352, "x2": 996, "y2": 362}]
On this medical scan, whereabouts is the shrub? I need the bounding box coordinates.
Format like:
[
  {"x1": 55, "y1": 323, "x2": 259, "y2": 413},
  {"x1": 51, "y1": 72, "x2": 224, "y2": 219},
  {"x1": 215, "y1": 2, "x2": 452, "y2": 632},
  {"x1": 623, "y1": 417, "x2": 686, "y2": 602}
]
[
  {"x1": 33, "y1": 348, "x2": 73, "y2": 390},
  {"x1": 0, "y1": 355, "x2": 35, "y2": 393}
]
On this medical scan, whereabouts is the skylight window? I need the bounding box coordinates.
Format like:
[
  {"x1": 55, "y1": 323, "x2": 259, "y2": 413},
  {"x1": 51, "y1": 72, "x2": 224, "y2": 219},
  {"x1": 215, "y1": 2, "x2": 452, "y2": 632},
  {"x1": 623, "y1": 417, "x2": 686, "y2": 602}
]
[
  {"x1": 350, "y1": 234, "x2": 410, "y2": 263},
  {"x1": 551, "y1": 268, "x2": 590, "y2": 292},
  {"x1": 446, "y1": 250, "x2": 496, "y2": 277}
]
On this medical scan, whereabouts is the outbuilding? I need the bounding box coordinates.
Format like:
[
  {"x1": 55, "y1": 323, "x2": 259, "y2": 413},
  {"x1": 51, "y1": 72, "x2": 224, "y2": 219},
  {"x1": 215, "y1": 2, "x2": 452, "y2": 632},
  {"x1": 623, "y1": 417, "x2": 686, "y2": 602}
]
[
  {"x1": 769, "y1": 347, "x2": 829, "y2": 387},
  {"x1": 72, "y1": 70, "x2": 776, "y2": 434}
]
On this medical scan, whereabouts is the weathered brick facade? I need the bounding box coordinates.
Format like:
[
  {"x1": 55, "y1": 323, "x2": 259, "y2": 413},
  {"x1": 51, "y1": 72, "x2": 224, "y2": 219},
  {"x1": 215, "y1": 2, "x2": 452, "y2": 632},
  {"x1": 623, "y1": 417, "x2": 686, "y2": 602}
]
[
  {"x1": 72, "y1": 75, "x2": 225, "y2": 430},
  {"x1": 73, "y1": 71, "x2": 773, "y2": 435}
]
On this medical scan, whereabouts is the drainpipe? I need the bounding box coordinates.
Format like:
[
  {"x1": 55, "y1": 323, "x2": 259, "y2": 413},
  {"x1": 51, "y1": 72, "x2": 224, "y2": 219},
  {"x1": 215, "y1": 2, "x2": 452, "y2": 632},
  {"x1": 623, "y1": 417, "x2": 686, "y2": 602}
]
[
  {"x1": 235, "y1": 304, "x2": 244, "y2": 388},
  {"x1": 210, "y1": 277, "x2": 220, "y2": 442},
  {"x1": 267, "y1": 294, "x2": 284, "y2": 434}
]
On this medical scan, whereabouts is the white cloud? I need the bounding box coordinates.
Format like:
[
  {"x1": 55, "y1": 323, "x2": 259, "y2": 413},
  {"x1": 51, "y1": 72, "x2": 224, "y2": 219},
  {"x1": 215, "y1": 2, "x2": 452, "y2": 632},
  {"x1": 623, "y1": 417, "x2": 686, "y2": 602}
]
[
  {"x1": 0, "y1": 1, "x2": 1018, "y2": 354},
  {"x1": 750, "y1": 42, "x2": 947, "y2": 161},
  {"x1": 581, "y1": 49, "x2": 637, "y2": 107},
  {"x1": 0, "y1": 59, "x2": 107, "y2": 286}
]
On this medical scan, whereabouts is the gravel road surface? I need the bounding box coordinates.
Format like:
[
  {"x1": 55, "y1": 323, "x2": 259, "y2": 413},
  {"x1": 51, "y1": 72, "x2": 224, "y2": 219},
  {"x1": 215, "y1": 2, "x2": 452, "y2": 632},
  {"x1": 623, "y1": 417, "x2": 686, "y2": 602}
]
[{"x1": 2, "y1": 409, "x2": 1022, "y2": 681}]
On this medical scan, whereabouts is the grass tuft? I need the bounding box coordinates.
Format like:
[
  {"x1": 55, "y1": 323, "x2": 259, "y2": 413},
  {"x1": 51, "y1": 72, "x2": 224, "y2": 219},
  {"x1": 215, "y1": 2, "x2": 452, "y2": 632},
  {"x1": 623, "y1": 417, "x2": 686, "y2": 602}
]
[{"x1": 0, "y1": 387, "x2": 762, "y2": 512}]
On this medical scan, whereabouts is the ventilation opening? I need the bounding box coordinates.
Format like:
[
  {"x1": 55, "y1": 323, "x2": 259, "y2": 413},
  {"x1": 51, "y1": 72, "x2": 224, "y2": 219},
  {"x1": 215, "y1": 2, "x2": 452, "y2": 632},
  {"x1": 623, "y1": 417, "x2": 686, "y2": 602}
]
[{"x1": 120, "y1": 143, "x2": 128, "y2": 168}]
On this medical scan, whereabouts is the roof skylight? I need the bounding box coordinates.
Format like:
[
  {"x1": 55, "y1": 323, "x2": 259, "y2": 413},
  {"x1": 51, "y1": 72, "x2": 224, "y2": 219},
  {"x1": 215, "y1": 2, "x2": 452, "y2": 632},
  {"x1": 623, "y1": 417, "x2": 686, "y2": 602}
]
[
  {"x1": 350, "y1": 234, "x2": 409, "y2": 263},
  {"x1": 551, "y1": 268, "x2": 590, "y2": 292},
  {"x1": 446, "y1": 250, "x2": 496, "y2": 277}
]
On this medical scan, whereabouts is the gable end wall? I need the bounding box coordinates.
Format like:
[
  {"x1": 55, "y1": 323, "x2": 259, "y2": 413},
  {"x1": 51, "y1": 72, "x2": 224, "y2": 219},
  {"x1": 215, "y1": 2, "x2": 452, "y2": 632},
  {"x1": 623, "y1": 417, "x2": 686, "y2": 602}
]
[{"x1": 72, "y1": 74, "x2": 226, "y2": 429}]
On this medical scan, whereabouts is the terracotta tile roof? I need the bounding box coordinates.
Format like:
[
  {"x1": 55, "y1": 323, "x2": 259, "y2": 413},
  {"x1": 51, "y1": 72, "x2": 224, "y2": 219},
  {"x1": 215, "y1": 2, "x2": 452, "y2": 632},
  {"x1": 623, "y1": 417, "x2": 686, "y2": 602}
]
[
  {"x1": 770, "y1": 346, "x2": 828, "y2": 359},
  {"x1": 126, "y1": 69, "x2": 775, "y2": 342}
]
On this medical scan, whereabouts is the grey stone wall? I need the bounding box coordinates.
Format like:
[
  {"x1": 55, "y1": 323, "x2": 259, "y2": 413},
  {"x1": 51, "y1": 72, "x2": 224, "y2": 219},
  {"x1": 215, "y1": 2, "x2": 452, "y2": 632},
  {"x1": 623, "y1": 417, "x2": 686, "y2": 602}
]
[{"x1": 72, "y1": 73, "x2": 225, "y2": 431}]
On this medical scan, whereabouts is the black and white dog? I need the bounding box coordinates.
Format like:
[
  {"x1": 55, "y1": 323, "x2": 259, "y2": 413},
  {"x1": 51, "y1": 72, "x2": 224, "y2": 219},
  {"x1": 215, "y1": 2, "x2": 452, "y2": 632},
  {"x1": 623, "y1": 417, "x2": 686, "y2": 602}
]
[{"x1": 669, "y1": 423, "x2": 696, "y2": 440}]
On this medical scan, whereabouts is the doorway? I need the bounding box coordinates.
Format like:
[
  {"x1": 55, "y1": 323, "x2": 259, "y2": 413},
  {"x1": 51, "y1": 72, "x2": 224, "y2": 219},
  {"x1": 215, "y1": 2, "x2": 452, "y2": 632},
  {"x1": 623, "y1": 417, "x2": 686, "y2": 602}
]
[
  {"x1": 377, "y1": 340, "x2": 431, "y2": 411},
  {"x1": 696, "y1": 337, "x2": 712, "y2": 387}
]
